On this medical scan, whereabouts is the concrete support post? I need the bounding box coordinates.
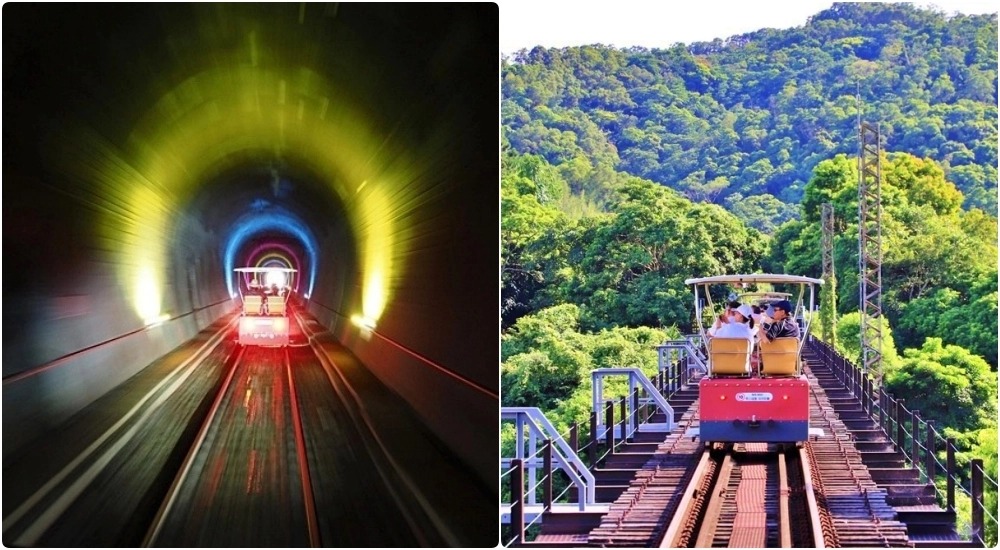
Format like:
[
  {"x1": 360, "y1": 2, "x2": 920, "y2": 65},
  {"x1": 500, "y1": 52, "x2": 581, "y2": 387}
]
[
  {"x1": 619, "y1": 396, "x2": 628, "y2": 444},
  {"x1": 895, "y1": 399, "x2": 906, "y2": 453},
  {"x1": 632, "y1": 388, "x2": 640, "y2": 433},
  {"x1": 925, "y1": 421, "x2": 936, "y2": 485}
]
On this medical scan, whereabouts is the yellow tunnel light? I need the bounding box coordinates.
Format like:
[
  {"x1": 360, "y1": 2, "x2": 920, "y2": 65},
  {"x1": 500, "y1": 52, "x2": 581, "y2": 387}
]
[{"x1": 351, "y1": 314, "x2": 376, "y2": 330}]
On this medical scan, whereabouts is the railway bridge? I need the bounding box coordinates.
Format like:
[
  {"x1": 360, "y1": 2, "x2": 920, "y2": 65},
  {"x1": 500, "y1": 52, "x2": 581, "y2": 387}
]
[{"x1": 501, "y1": 336, "x2": 996, "y2": 548}]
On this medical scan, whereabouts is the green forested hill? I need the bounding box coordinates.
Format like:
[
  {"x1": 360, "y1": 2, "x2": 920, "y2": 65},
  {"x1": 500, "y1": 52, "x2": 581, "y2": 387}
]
[
  {"x1": 502, "y1": 6, "x2": 998, "y2": 539},
  {"x1": 502, "y1": 2, "x2": 998, "y2": 226}
]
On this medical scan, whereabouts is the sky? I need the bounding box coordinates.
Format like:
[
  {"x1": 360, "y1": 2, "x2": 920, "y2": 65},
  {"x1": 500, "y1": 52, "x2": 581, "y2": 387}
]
[{"x1": 500, "y1": 0, "x2": 998, "y2": 55}]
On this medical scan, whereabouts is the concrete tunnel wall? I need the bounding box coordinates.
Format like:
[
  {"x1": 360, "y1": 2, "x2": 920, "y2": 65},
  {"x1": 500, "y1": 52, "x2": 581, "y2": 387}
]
[
  {"x1": 3, "y1": 4, "x2": 499, "y2": 487},
  {"x1": 2, "y1": 210, "x2": 233, "y2": 457},
  {"x1": 307, "y1": 137, "x2": 499, "y2": 487}
]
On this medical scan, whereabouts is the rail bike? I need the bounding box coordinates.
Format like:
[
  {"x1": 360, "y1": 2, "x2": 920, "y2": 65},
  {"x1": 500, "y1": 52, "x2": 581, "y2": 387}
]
[
  {"x1": 234, "y1": 267, "x2": 296, "y2": 347},
  {"x1": 685, "y1": 274, "x2": 824, "y2": 445}
]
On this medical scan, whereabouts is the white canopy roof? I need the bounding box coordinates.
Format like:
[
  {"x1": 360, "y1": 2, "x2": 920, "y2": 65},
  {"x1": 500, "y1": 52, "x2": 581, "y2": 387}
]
[
  {"x1": 234, "y1": 267, "x2": 297, "y2": 273},
  {"x1": 684, "y1": 273, "x2": 824, "y2": 286},
  {"x1": 739, "y1": 291, "x2": 792, "y2": 298}
]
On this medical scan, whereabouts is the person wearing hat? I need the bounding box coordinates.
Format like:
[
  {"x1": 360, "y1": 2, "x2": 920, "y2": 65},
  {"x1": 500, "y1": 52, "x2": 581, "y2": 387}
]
[
  {"x1": 761, "y1": 299, "x2": 799, "y2": 342},
  {"x1": 708, "y1": 301, "x2": 742, "y2": 336},
  {"x1": 713, "y1": 303, "x2": 755, "y2": 342}
]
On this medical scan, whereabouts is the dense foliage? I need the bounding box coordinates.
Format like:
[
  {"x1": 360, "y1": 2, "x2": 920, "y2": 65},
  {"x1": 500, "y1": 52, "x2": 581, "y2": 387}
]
[
  {"x1": 502, "y1": 152, "x2": 767, "y2": 331},
  {"x1": 768, "y1": 152, "x2": 998, "y2": 367},
  {"x1": 885, "y1": 337, "x2": 997, "y2": 434},
  {"x1": 501, "y1": 303, "x2": 677, "y2": 434},
  {"x1": 501, "y1": 4, "x2": 997, "y2": 539},
  {"x1": 502, "y1": 3, "x2": 998, "y2": 221}
]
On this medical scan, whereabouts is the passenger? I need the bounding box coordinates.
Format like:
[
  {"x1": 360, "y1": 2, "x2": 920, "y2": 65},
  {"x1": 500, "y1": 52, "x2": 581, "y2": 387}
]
[
  {"x1": 761, "y1": 300, "x2": 800, "y2": 342},
  {"x1": 253, "y1": 278, "x2": 271, "y2": 313},
  {"x1": 708, "y1": 301, "x2": 741, "y2": 336},
  {"x1": 713, "y1": 304, "x2": 754, "y2": 342}
]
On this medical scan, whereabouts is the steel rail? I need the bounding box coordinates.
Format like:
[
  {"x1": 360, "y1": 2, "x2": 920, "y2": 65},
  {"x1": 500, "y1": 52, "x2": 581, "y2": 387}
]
[
  {"x1": 778, "y1": 450, "x2": 792, "y2": 548},
  {"x1": 693, "y1": 453, "x2": 735, "y2": 548},
  {"x1": 285, "y1": 348, "x2": 322, "y2": 547},
  {"x1": 142, "y1": 345, "x2": 246, "y2": 546},
  {"x1": 294, "y1": 312, "x2": 460, "y2": 547},
  {"x1": 658, "y1": 449, "x2": 716, "y2": 547},
  {"x1": 660, "y1": 445, "x2": 819, "y2": 548},
  {"x1": 800, "y1": 443, "x2": 828, "y2": 549},
  {"x1": 4, "y1": 317, "x2": 237, "y2": 545}
]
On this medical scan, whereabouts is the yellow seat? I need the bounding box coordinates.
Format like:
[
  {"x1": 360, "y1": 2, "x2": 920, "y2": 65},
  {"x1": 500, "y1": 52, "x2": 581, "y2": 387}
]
[
  {"x1": 760, "y1": 337, "x2": 799, "y2": 375},
  {"x1": 268, "y1": 295, "x2": 286, "y2": 316},
  {"x1": 709, "y1": 338, "x2": 751, "y2": 376},
  {"x1": 243, "y1": 295, "x2": 263, "y2": 315}
]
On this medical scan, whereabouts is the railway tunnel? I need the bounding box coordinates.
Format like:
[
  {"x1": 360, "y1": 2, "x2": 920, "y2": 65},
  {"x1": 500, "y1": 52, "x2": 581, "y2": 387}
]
[{"x1": 3, "y1": 4, "x2": 498, "y2": 545}]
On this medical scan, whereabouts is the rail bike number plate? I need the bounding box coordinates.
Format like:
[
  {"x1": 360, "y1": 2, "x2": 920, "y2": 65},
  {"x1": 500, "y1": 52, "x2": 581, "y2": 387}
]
[{"x1": 735, "y1": 392, "x2": 773, "y2": 402}]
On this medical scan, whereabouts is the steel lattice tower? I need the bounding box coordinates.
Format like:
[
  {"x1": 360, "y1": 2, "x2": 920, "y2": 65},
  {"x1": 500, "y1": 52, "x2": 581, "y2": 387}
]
[
  {"x1": 858, "y1": 122, "x2": 883, "y2": 384},
  {"x1": 821, "y1": 202, "x2": 836, "y2": 345}
]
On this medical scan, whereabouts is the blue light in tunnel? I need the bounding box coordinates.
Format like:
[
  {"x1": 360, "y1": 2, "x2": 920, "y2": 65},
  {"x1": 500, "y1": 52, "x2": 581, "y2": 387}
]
[{"x1": 223, "y1": 208, "x2": 318, "y2": 298}]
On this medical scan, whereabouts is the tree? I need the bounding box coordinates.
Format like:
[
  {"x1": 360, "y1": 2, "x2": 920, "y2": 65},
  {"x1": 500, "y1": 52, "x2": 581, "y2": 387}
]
[
  {"x1": 501, "y1": 304, "x2": 592, "y2": 410},
  {"x1": 884, "y1": 338, "x2": 998, "y2": 434},
  {"x1": 501, "y1": 303, "x2": 677, "y2": 431},
  {"x1": 502, "y1": 7, "x2": 997, "y2": 224},
  {"x1": 501, "y1": 153, "x2": 572, "y2": 327},
  {"x1": 724, "y1": 193, "x2": 799, "y2": 234},
  {"x1": 544, "y1": 177, "x2": 767, "y2": 331},
  {"x1": 834, "y1": 311, "x2": 902, "y2": 379}
]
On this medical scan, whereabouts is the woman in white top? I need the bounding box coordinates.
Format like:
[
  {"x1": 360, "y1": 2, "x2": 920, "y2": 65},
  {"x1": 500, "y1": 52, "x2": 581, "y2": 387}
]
[{"x1": 713, "y1": 304, "x2": 755, "y2": 342}]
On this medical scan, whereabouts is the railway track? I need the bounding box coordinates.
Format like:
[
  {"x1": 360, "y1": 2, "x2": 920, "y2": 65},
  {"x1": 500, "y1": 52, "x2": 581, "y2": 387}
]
[
  {"x1": 143, "y1": 345, "x2": 321, "y2": 546},
  {"x1": 142, "y1": 313, "x2": 450, "y2": 547},
  {"x1": 586, "y1": 400, "x2": 705, "y2": 547},
  {"x1": 659, "y1": 443, "x2": 822, "y2": 548},
  {"x1": 579, "y1": 354, "x2": 917, "y2": 548},
  {"x1": 4, "y1": 303, "x2": 483, "y2": 546},
  {"x1": 801, "y1": 359, "x2": 912, "y2": 547}
]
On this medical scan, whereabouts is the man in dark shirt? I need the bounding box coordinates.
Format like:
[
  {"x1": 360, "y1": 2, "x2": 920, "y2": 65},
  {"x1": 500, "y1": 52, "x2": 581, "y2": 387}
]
[{"x1": 762, "y1": 300, "x2": 800, "y2": 342}]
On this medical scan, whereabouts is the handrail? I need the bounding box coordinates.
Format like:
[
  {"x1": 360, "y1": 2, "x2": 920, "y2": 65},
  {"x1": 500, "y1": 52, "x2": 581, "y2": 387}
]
[
  {"x1": 3, "y1": 297, "x2": 234, "y2": 385},
  {"x1": 308, "y1": 299, "x2": 497, "y2": 399},
  {"x1": 591, "y1": 367, "x2": 674, "y2": 439},
  {"x1": 658, "y1": 339, "x2": 707, "y2": 377},
  {"x1": 500, "y1": 407, "x2": 597, "y2": 509}
]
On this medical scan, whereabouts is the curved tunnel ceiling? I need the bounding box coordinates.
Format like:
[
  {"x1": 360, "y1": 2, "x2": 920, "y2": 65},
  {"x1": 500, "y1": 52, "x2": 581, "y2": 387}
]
[
  {"x1": 6, "y1": 3, "x2": 494, "y2": 327},
  {"x1": 35, "y1": 4, "x2": 443, "y2": 327},
  {"x1": 4, "y1": 3, "x2": 499, "y2": 480}
]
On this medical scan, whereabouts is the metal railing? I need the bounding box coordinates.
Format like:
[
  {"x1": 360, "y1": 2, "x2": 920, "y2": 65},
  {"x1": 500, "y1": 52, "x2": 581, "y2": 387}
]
[
  {"x1": 500, "y1": 407, "x2": 602, "y2": 546},
  {"x1": 591, "y1": 367, "x2": 675, "y2": 440},
  {"x1": 501, "y1": 407, "x2": 597, "y2": 507},
  {"x1": 656, "y1": 336, "x2": 707, "y2": 390},
  {"x1": 808, "y1": 338, "x2": 995, "y2": 544},
  {"x1": 500, "y1": 338, "x2": 711, "y2": 546},
  {"x1": 500, "y1": 354, "x2": 698, "y2": 546}
]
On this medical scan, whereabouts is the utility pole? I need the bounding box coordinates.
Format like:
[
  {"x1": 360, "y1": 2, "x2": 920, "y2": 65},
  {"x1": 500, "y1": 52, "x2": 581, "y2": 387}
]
[
  {"x1": 821, "y1": 202, "x2": 837, "y2": 347},
  {"x1": 858, "y1": 122, "x2": 883, "y2": 385}
]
